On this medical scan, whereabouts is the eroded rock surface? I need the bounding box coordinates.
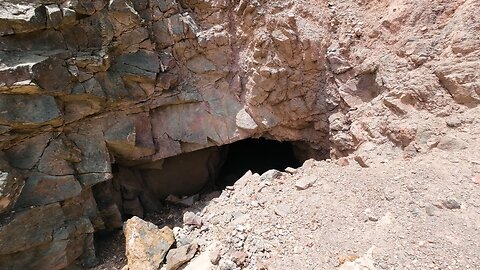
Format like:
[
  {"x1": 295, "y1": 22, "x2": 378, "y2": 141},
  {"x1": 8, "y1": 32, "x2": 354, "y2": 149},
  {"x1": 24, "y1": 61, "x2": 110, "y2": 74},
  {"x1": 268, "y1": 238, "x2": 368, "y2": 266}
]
[
  {"x1": 123, "y1": 216, "x2": 175, "y2": 270},
  {"x1": 0, "y1": 0, "x2": 478, "y2": 268}
]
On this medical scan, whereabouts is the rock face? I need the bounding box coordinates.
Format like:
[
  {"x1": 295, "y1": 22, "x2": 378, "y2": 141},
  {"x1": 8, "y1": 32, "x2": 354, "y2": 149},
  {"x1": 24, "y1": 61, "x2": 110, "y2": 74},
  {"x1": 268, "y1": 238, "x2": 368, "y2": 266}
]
[{"x1": 0, "y1": 0, "x2": 478, "y2": 268}]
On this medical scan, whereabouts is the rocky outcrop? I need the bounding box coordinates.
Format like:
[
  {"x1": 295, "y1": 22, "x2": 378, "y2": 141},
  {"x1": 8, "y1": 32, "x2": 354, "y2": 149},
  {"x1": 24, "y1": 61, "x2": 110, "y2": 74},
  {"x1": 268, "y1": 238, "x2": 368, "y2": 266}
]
[{"x1": 0, "y1": 0, "x2": 478, "y2": 268}]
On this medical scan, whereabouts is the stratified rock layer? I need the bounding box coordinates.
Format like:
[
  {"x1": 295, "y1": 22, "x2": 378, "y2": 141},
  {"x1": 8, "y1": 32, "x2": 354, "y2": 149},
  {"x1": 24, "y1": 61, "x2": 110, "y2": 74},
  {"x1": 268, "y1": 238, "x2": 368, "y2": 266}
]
[{"x1": 0, "y1": 0, "x2": 478, "y2": 268}]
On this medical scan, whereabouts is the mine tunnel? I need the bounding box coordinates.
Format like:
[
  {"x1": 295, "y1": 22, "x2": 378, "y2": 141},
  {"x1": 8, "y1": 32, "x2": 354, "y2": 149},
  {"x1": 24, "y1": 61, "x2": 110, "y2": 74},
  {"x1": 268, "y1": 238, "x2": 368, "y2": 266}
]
[
  {"x1": 216, "y1": 138, "x2": 303, "y2": 187},
  {"x1": 92, "y1": 138, "x2": 310, "y2": 262},
  {"x1": 92, "y1": 138, "x2": 308, "y2": 229}
]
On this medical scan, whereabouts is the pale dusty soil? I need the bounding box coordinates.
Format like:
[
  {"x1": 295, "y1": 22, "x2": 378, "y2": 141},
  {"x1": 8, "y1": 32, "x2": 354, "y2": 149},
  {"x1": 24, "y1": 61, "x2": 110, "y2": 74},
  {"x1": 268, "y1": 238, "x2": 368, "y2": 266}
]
[{"x1": 92, "y1": 108, "x2": 480, "y2": 270}]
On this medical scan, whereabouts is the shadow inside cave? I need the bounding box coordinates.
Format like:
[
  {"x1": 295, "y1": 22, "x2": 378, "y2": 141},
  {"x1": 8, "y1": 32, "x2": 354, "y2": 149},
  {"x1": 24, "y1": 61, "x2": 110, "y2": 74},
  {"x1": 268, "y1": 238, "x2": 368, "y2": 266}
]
[{"x1": 91, "y1": 138, "x2": 312, "y2": 268}]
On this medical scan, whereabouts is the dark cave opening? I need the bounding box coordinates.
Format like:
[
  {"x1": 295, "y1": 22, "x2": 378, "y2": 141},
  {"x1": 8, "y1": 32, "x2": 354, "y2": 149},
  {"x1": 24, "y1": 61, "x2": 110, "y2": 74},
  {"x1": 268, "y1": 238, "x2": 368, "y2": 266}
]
[
  {"x1": 93, "y1": 138, "x2": 309, "y2": 226},
  {"x1": 91, "y1": 138, "x2": 310, "y2": 267},
  {"x1": 216, "y1": 138, "x2": 304, "y2": 187}
]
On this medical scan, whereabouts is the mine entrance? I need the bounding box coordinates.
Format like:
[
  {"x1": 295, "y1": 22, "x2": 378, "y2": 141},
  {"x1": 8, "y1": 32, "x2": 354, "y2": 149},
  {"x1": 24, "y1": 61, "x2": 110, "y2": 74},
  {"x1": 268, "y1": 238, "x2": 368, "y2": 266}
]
[
  {"x1": 216, "y1": 138, "x2": 303, "y2": 187},
  {"x1": 93, "y1": 138, "x2": 307, "y2": 224},
  {"x1": 92, "y1": 138, "x2": 308, "y2": 267}
]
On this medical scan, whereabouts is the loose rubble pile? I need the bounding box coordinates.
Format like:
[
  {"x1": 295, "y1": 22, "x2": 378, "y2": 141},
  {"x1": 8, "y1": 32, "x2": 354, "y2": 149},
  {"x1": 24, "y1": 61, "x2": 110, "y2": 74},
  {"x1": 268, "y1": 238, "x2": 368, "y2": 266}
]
[{"x1": 114, "y1": 110, "x2": 480, "y2": 269}]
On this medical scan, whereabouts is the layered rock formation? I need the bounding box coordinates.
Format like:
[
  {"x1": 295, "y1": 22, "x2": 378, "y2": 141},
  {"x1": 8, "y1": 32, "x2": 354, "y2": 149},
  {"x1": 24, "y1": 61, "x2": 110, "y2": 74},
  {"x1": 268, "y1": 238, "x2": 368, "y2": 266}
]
[{"x1": 0, "y1": 0, "x2": 478, "y2": 268}]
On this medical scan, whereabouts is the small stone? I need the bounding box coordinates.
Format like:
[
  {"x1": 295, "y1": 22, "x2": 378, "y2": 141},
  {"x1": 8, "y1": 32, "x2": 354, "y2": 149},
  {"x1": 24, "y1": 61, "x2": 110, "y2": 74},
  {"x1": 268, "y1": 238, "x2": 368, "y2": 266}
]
[
  {"x1": 183, "y1": 212, "x2": 203, "y2": 228},
  {"x1": 285, "y1": 167, "x2": 297, "y2": 174},
  {"x1": 336, "y1": 157, "x2": 349, "y2": 166},
  {"x1": 472, "y1": 175, "x2": 480, "y2": 185},
  {"x1": 425, "y1": 204, "x2": 438, "y2": 216},
  {"x1": 231, "y1": 251, "x2": 248, "y2": 266},
  {"x1": 184, "y1": 251, "x2": 215, "y2": 270},
  {"x1": 337, "y1": 254, "x2": 359, "y2": 266},
  {"x1": 274, "y1": 204, "x2": 292, "y2": 216},
  {"x1": 446, "y1": 116, "x2": 462, "y2": 127},
  {"x1": 295, "y1": 176, "x2": 317, "y2": 190},
  {"x1": 209, "y1": 247, "x2": 221, "y2": 265},
  {"x1": 437, "y1": 135, "x2": 468, "y2": 151},
  {"x1": 165, "y1": 194, "x2": 199, "y2": 206},
  {"x1": 354, "y1": 155, "x2": 369, "y2": 168},
  {"x1": 179, "y1": 194, "x2": 199, "y2": 206},
  {"x1": 166, "y1": 243, "x2": 199, "y2": 270},
  {"x1": 259, "y1": 169, "x2": 282, "y2": 181},
  {"x1": 302, "y1": 158, "x2": 317, "y2": 168},
  {"x1": 219, "y1": 258, "x2": 236, "y2": 270},
  {"x1": 363, "y1": 208, "x2": 378, "y2": 222},
  {"x1": 441, "y1": 198, "x2": 461, "y2": 209}
]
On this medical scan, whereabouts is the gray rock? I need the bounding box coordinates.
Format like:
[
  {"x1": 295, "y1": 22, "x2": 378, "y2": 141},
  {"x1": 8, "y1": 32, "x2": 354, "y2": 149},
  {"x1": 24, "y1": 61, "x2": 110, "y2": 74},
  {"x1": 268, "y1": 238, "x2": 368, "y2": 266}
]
[
  {"x1": 183, "y1": 211, "x2": 203, "y2": 228},
  {"x1": 236, "y1": 108, "x2": 258, "y2": 131},
  {"x1": 260, "y1": 169, "x2": 282, "y2": 182},
  {"x1": 441, "y1": 198, "x2": 461, "y2": 210},
  {"x1": 0, "y1": 94, "x2": 61, "y2": 125},
  {"x1": 274, "y1": 204, "x2": 292, "y2": 217}
]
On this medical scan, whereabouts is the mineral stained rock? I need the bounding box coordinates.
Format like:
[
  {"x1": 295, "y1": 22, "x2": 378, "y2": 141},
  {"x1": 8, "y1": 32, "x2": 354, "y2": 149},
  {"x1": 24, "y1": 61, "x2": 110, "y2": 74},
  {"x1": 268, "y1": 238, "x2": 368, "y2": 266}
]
[
  {"x1": 0, "y1": 0, "x2": 478, "y2": 268},
  {"x1": 123, "y1": 216, "x2": 175, "y2": 270}
]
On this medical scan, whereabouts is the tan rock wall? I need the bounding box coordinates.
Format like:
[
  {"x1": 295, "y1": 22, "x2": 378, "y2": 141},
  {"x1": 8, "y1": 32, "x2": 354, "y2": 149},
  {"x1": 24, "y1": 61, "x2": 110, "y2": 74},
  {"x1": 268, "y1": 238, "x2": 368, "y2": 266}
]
[{"x1": 0, "y1": 0, "x2": 478, "y2": 268}]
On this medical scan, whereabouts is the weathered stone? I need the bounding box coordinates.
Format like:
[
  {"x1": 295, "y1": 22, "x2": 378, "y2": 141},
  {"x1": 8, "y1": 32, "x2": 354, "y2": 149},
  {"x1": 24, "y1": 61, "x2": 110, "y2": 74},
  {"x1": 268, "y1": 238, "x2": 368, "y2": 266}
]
[
  {"x1": 77, "y1": 173, "x2": 113, "y2": 187},
  {"x1": 0, "y1": 95, "x2": 61, "y2": 125},
  {"x1": 441, "y1": 198, "x2": 462, "y2": 210},
  {"x1": 236, "y1": 108, "x2": 258, "y2": 131},
  {"x1": 124, "y1": 216, "x2": 175, "y2": 270},
  {"x1": 186, "y1": 55, "x2": 216, "y2": 73},
  {"x1": 67, "y1": 128, "x2": 112, "y2": 175},
  {"x1": 31, "y1": 58, "x2": 74, "y2": 93},
  {"x1": 436, "y1": 60, "x2": 480, "y2": 105},
  {"x1": 38, "y1": 137, "x2": 77, "y2": 176},
  {"x1": 274, "y1": 204, "x2": 292, "y2": 217},
  {"x1": 327, "y1": 44, "x2": 352, "y2": 74},
  {"x1": 5, "y1": 132, "x2": 52, "y2": 170},
  {"x1": 15, "y1": 173, "x2": 82, "y2": 208},
  {"x1": 0, "y1": 0, "x2": 478, "y2": 268},
  {"x1": 259, "y1": 169, "x2": 282, "y2": 182},
  {"x1": 184, "y1": 250, "x2": 215, "y2": 270},
  {"x1": 295, "y1": 175, "x2": 317, "y2": 190},
  {"x1": 231, "y1": 250, "x2": 248, "y2": 266},
  {"x1": 183, "y1": 211, "x2": 203, "y2": 228},
  {"x1": 0, "y1": 203, "x2": 64, "y2": 255},
  {"x1": 71, "y1": 0, "x2": 108, "y2": 15},
  {"x1": 0, "y1": 4, "x2": 47, "y2": 36},
  {"x1": 61, "y1": 188, "x2": 104, "y2": 232},
  {"x1": 0, "y1": 152, "x2": 24, "y2": 214},
  {"x1": 104, "y1": 116, "x2": 156, "y2": 160},
  {"x1": 437, "y1": 135, "x2": 469, "y2": 151},
  {"x1": 166, "y1": 242, "x2": 199, "y2": 270},
  {"x1": 112, "y1": 50, "x2": 160, "y2": 83}
]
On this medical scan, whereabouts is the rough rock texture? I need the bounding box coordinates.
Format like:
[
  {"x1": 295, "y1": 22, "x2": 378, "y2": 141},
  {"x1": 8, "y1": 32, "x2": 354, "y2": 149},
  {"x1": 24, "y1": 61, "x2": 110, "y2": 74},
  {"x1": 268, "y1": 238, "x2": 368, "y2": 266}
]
[
  {"x1": 132, "y1": 114, "x2": 479, "y2": 270},
  {"x1": 0, "y1": 0, "x2": 478, "y2": 268},
  {"x1": 123, "y1": 216, "x2": 175, "y2": 270}
]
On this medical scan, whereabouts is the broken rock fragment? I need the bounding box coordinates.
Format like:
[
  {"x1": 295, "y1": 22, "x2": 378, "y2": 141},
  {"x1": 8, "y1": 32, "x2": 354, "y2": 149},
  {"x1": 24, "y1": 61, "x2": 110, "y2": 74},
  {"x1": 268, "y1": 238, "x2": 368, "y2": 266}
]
[
  {"x1": 183, "y1": 211, "x2": 203, "y2": 228},
  {"x1": 295, "y1": 175, "x2": 317, "y2": 190},
  {"x1": 166, "y1": 242, "x2": 199, "y2": 270},
  {"x1": 123, "y1": 216, "x2": 175, "y2": 270}
]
